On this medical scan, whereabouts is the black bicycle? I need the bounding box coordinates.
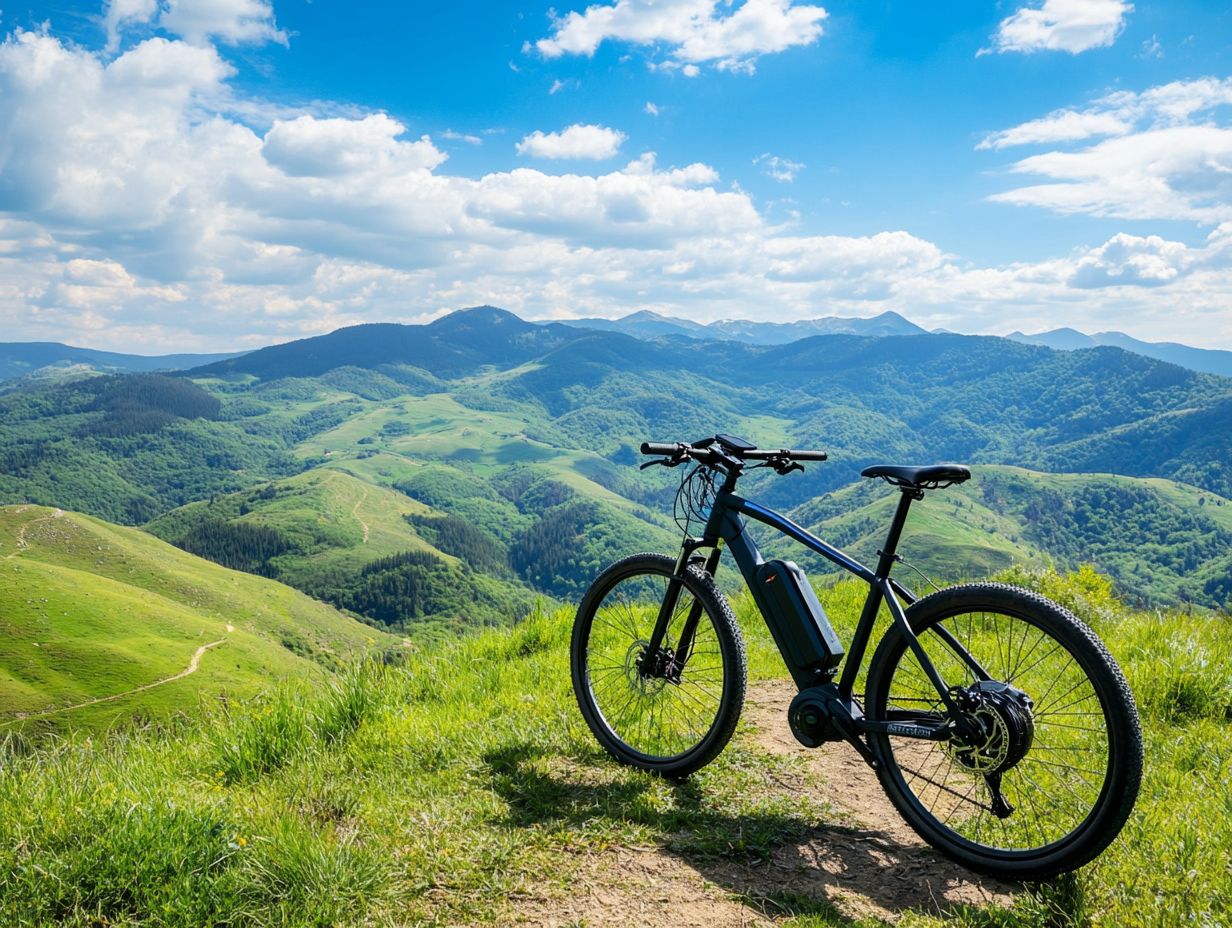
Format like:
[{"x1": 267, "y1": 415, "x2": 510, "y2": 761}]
[{"x1": 570, "y1": 434, "x2": 1142, "y2": 880}]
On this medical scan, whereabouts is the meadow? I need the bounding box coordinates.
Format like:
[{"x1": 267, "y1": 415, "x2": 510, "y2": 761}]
[{"x1": 1, "y1": 569, "x2": 1226, "y2": 927}]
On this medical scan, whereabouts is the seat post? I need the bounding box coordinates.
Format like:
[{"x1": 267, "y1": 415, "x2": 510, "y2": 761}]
[{"x1": 876, "y1": 488, "x2": 922, "y2": 578}]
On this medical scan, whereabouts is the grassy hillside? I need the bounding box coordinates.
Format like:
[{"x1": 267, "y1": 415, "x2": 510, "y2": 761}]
[
  {"x1": 146, "y1": 468, "x2": 544, "y2": 632},
  {"x1": 0, "y1": 569, "x2": 1226, "y2": 926},
  {"x1": 0, "y1": 505, "x2": 397, "y2": 731},
  {"x1": 788, "y1": 466, "x2": 1232, "y2": 609}
]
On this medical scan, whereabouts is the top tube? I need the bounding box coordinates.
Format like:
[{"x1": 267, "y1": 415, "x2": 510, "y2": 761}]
[{"x1": 721, "y1": 493, "x2": 876, "y2": 583}]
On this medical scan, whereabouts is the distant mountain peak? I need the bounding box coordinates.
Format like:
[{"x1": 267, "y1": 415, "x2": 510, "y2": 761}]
[
  {"x1": 618, "y1": 309, "x2": 705, "y2": 328},
  {"x1": 555, "y1": 309, "x2": 927, "y2": 344},
  {"x1": 435, "y1": 305, "x2": 524, "y2": 325},
  {"x1": 1006, "y1": 327, "x2": 1232, "y2": 377}
]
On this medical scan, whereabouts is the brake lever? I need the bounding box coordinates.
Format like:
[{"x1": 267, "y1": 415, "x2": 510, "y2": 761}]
[
  {"x1": 639, "y1": 457, "x2": 681, "y2": 470},
  {"x1": 772, "y1": 459, "x2": 805, "y2": 476}
]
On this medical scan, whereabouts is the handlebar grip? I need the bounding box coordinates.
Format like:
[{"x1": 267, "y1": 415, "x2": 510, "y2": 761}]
[
  {"x1": 641, "y1": 441, "x2": 683, "y2": 456},
  {"x1": 745, "y1": 448, "x2": 828, "y2": 461}
]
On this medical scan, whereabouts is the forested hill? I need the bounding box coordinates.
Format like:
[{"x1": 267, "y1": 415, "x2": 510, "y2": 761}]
[
  {"x1": 0, "y1": 306, "x2": 1229, "y2": 619},
  {"x1": 184, "y1": 308, "x2": 1232, "y2": 494},
  {"x1": 192, "y1": 307, "x2": 582, "y2": 380},
  {"x1": 0, "y1": 342, "x2": 244, "y2": 382}
]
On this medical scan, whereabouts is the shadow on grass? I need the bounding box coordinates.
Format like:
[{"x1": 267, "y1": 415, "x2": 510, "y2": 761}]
[{"x1": 482, "y1": 742, "x2": 1062, "y2": 925}]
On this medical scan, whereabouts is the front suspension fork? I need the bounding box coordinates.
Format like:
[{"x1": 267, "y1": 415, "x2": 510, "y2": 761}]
[{"x1": 642, "y1": 540, "x2": 721, "y2": 674}]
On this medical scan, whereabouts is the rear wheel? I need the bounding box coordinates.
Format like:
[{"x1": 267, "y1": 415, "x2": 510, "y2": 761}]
[
  {"x1": 571, "y1": 553, "x2": 746, "y2": 777},
  {"x1": 866, "y1": 583, "x2": 1142, "y2": 880}
]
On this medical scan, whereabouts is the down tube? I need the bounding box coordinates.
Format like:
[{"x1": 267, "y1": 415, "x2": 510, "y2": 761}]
[{"x1": 714, "y1": 500, "x2": 850, "y2": 689}]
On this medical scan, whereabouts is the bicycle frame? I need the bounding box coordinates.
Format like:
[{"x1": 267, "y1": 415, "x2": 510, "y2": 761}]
[{"x1": 644, "y1": 476, "x2": 992, "y2": 758}]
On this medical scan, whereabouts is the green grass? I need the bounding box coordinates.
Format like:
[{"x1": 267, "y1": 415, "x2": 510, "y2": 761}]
[
  {"x1": 147, "y1": 468, "x2": 446, "y2": 580},
  {"x1": 0, "y1": 505, "x2": 398, "y2": 732},
  {"x1": 0, "y1": 570, "x2": 1226, "y2": 926}
]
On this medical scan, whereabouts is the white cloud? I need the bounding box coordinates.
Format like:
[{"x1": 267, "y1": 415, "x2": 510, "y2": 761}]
[
  {"x1": 983, "y1": 78, "x2": 1232, "y2": 223},
  {"x1": 987, "y1": 0, "x2": 1132, "y2": 55},
  {"x1": 159, "y1": 0, "x2": 287, "y2": 46},
  {"x1": 644, "y1": 101, "x2": 660, "y2": 116},
  {"x1": 262, "y1": 115, "x2": 446, "y2": 177},
  {"x1": 102, "y1": 0, "x2": 158, "y2": 51},
  {"x1": 754, "y1": 153, "x2": 804, "y2": 182},
  {"x1": 2, "y1": 26, "x2": 1232, "y2": 351},
  {"x1": 516, "y1": 124, "x2": 626, "y2": 160},
  {"x1": 1066, "y1": 233, "x2": 1190, "y2": 287},
  {"x1": 532, "y1": 0, "x2": 827, "y2": 75},
  {"x1": 978, "y1": 110, "x2": 1130, "y2": 149},
  {"x1": 441, "y1": 129, "x2": 482, "y2": 145}
]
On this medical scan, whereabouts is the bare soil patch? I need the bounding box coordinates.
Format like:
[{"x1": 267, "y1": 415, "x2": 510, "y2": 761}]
[{"x1": 513, "y1": 680, "x2": 1017, "y2": 926}]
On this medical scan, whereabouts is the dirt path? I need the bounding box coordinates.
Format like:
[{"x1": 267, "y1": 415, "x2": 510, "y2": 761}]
[
  {"x1": 514, "y1": 680, "x2": 1017, "y2": 926},
  {"x1": 5, "y1": 507, "x2": 63, "y2": 559},
  {"x1": 14, "y1": 639, "x2": 227, "y2": 719},
  {"x1": 351, "y1": 487, "x2": 370, "y2": 543}
]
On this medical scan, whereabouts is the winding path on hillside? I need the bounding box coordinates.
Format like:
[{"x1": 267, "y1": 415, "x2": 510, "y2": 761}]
[
  {"x1": 5, "y1": 506, "x2": 63, "y2": 559},
  {"x1": 321, "y1": 470, "x2": 371, "y2": 544},
  {"x1": 351, "y1": 487, "x2": 370, "y2": 543},
  {"x1": 14, "y1": 638, "x2": 228, "y2": 720}
]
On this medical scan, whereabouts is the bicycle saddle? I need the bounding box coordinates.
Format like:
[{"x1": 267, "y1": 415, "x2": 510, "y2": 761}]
[{"x1": 861, "y1": 463, "x2": 971, "y2": 490}]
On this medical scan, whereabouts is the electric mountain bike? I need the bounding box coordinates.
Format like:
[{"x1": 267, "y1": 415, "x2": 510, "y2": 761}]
[{"x1": 570, "y1": 434, "x2": 1142, "y2": 880}]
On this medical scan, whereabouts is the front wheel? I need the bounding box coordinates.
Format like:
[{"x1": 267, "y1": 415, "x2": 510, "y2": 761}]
[
  {"x1": 866, "y1": 583, "x2": 1143, "y2": 880},
  {"x1": 571, "y1": 553, "x2": 746, "y2": 777}
]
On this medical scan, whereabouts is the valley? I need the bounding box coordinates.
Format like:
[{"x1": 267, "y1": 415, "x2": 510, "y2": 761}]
[{"x1": 1, "y1": 306, "x2": 1229, "y2": 639}]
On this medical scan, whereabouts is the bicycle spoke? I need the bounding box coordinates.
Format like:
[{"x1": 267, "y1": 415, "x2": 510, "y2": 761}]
[{"x1": 875, "y1": 595, "x2": 1125, "y2": 857}]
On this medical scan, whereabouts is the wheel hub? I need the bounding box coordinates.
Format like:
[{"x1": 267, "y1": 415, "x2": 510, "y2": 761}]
[
  {"x1": 947, "y1": 680, "x2": 1035, "y2": 775},
  {"x1": 624, "y1": 640, "x2": 669, "y2": 695}
]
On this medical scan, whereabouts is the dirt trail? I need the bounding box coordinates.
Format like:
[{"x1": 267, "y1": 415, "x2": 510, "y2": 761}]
[
  {"x1": 5, "y1": 506, "x2": 63, "y2": 559},
  {"x1": 323, "y1": 471, "x2": 370, "y2": 543},
  {"x1": 14, "y1": 639, "x2": 227, "y2": 719},
  {"x1": 351, "y1": 487, "x2": 370, "y2": 543},
  {"x1": 514, "y1": 680, "x2": 1016, "y2": 926}
]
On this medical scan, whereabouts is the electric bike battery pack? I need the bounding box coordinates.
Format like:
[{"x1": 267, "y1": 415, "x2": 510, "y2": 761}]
[{"x1": 753, "y1": 559, "x2": 845, "y2": 679}]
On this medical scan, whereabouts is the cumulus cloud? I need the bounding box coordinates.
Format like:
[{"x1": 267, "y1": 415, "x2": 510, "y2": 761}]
[
  {"x1": 102, "y1": 0, "x2": 159, "y2": 50},
  {"x1": 2, "y1": 24, "x2": 1232, "y2": 351},
  {"x1": 1066, "y1": 233, "x2": 1190, "y2": 287},
  {"x1": 531, "y1": 0, "x2": 827, "y2": 75},
  {"x1": 262, "y1": 115, "x2": 447, "y2": 177},
  {"x1": 159, "y1": 0, "x2": 287, "y2": 46},
  {"x1": 987, "y1": 0, "x2": 1132, "y2": 55},
  {"x1": 982, "y1": 78, "x2": 1232, "y2": 224},
  {"x1": 516, "y1": 124, "x2": 626, "y2": 160}
]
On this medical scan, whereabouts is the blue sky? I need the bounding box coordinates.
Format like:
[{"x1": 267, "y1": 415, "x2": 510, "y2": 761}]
[{"x1": 0, "y1": 0, "x2": 1230, "y2": 351}]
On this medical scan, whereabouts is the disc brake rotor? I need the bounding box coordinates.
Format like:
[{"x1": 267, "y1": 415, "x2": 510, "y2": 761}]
[{"x1": 623, "y1": 640, "x2": 667, "y2": 696}]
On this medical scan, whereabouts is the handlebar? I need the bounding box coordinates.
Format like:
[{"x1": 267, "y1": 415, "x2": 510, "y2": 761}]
[
  {"x1": 641, "y1": 442, "x2": 684, "y2": 456},
  {"x1": 746, "y1": 447, "x2": 829, "y2": 462},
  {"x1": 639, "y1": 437, "x2": 827, "y2": 468}
]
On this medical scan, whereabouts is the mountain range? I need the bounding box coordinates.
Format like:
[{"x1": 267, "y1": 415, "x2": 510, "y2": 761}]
[
  {"x1": 3, "y1": 312, "x2": 1229, "y2": 384},
  {"x1": 0, "y1": 305, "x2": 1228, "y2": 622},
  {"x1": 553, "y1": 308, "x2": 928, "y2": 343},
  {"x1": 1007, "y1": 327, "x2": 1232, "y2": 377},
  {"x1": 0, "y1": 342, "x2": 245, "y2": 385}
]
